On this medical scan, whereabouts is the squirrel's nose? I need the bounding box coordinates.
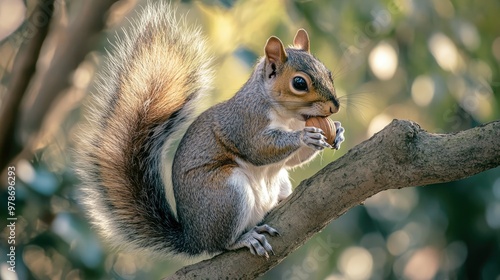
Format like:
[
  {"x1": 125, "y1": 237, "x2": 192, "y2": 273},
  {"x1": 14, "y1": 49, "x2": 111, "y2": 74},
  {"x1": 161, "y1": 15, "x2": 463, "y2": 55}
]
[
  {"x1": 328, "y1": 96, "x2": 340, "y2": 114},
  {"x1": 329, "y1": 93, "x2": 340, "y2": 113},
  {"x1": 330, "y1": 105, "x2": 339, "y2": 114}
]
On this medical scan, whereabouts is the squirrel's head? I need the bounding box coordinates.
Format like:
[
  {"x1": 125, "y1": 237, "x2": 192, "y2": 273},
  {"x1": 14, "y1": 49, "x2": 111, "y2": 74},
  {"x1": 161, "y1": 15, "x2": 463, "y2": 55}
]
[{"x1": 264, "y1": 29, "x2": 339, "y2": 121}]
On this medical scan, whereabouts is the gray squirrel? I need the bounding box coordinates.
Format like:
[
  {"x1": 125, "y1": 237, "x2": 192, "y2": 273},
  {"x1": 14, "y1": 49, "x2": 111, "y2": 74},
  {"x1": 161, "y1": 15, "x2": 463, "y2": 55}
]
[{"x1": 74, "y1": 2, "x2": 345, "y2": 260}]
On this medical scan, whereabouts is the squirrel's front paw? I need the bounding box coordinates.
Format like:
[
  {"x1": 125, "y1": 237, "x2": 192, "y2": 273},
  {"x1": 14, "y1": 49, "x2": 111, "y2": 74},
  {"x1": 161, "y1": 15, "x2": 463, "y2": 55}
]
[
  {"x1": 333, "y1": 121, "x2": 345, "y2": 150},
  {"x1": 302, "y1": 127, "x2": 332, "y2": 150}
]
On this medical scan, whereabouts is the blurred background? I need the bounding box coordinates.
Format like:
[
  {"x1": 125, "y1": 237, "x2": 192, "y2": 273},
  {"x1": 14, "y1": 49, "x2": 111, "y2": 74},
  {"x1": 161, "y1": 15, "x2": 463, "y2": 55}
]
[{"x1": 0, "y1": 0, "x2": 499, "y2": 279}]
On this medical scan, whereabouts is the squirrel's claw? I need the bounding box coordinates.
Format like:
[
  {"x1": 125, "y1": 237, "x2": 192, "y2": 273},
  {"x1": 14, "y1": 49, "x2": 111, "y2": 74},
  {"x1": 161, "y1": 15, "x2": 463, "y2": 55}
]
[
  {"x1": 228, "y1": 224, "x2": 279, "y2": 258},
  {"x1": 333, "y1": 121, "x2": 345, "y2": 150},
  {"x1": 254, "y1": 224, "x2": 280, "y2": 236},
  {"x1": 302, "y1": 127, "x2": 332, "y2": 150}
]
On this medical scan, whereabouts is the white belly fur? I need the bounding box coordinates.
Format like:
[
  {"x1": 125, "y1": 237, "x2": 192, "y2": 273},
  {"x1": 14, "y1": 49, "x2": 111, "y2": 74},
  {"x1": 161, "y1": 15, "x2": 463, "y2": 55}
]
[
  {"x1": 228, "y1": 110, "x2": 319, "y2": 236},
  {"x1": 229, "y1": 157, "x2": 290, "y2": 235}
]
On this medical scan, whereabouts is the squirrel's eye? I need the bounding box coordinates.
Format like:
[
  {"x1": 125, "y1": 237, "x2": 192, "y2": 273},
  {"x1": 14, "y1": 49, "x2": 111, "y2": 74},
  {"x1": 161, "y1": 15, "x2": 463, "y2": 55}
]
[{"x1": 292, "y1": 76, "x2": 308, "y2": 91}]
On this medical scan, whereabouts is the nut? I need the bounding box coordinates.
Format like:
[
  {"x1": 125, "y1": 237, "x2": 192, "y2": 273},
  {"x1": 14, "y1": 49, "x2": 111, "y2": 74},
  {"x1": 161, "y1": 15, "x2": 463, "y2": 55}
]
[{"x1": 305, "y1": 117, "x2": 337, "y2": 146}]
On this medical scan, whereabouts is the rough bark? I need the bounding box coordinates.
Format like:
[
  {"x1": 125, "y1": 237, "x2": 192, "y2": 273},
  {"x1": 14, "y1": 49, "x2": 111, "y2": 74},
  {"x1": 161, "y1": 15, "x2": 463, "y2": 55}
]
[{"x1": 166, "y1": 119, "x2": 500, "y2": 279}]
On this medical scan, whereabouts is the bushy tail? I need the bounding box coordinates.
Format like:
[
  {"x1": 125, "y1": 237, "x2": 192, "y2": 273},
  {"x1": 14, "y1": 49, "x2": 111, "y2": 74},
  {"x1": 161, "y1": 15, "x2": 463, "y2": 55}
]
[{"x1": 74, "y1": 2, "x2": 212, "y2": 257}]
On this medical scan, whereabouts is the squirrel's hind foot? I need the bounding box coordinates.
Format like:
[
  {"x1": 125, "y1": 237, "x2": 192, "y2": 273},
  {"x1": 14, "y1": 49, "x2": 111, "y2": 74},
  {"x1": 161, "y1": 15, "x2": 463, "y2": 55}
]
[{"x1": 228, "y1": 224, "x2": 280, "y2": 258}]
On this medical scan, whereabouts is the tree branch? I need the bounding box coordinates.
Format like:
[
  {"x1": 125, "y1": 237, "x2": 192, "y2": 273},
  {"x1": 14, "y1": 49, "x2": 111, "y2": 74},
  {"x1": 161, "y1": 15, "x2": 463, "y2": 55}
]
[
  {"x1": 0, "y1": 0, "x2": 118, "y2": 173},
  {"x1": 166, "y1": 119, "x2": 500, "y2": 279},
  {"x1": 0, "y1": 0, "x2": 55, "y2": 170},
  {"x1": 20, "y1": 0, "x2": 118, "y2": 135}
]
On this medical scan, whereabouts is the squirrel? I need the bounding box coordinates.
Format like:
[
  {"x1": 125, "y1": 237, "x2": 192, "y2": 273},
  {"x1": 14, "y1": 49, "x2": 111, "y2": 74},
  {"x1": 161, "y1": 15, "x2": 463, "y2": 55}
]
[{"x1": 74, "y1": 2, "x2": 345, "y2": 260}]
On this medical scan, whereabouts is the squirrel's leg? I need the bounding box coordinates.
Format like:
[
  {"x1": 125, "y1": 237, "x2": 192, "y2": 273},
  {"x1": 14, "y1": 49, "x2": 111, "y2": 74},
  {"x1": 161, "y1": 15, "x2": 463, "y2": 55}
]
[{"x1": 224, "y1": 170, "x2": 281, "y2": 258}]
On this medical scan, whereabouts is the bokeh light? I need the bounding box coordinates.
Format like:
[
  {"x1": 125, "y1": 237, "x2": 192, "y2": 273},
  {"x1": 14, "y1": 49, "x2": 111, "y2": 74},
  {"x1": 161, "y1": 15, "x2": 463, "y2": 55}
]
[
  {"x1": 402, "y1": 247, "x2": 440, "y2": 280},
  {"x1": 369, "y1": 41, "x2": 398, "y2": 80},
  {"x1": 0, "y1": 0, "x2": 25, "y2": 41},
  {"x1": 338, "y1": 247, "x2": 373, "y2": 280},
  {"x1": 411, "y1": 75, "x2": 435, "y2": 107},
  {"x1": 367, "y1": 113, "x2": 393, "y2": 138},
  {"x1": 428, "y1": 33, "x2": 462, "y2": 73}
]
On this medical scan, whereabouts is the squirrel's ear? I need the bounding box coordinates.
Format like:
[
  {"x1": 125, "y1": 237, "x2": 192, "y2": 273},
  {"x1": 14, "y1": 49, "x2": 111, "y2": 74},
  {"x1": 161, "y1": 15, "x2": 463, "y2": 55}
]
[
  {"x1": 293, "y1": 29, "x2": 310, "y2": 53},
  {"x1": 265, "y1": 36, "x2": 287, "y2": 66}
]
